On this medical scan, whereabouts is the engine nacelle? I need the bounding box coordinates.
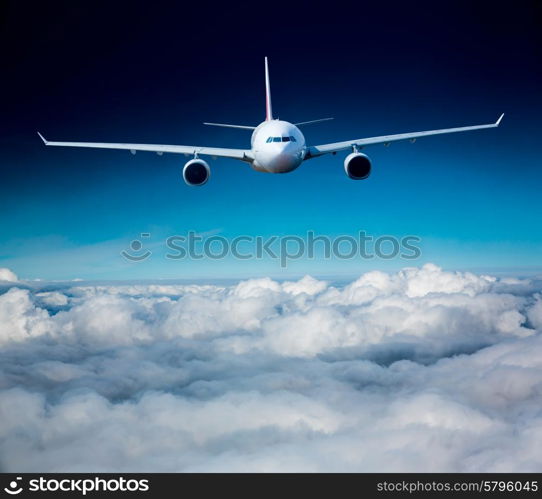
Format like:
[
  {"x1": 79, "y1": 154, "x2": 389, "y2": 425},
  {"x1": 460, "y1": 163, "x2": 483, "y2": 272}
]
[
  {"x1": 182, "y1": 159, "x2": 210, "y2": 186},
  {"x1": 344, "y1": 152, "x2": 372, "y2": 180}
]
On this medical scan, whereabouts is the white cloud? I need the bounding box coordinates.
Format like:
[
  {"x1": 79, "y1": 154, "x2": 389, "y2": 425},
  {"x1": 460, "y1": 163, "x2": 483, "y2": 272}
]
[
  {"x1": 35, "y1": 291, "x2": 69, "y2": 307},
  {"x1": 0, "y1": 264, "x2": 541, "y2": 472},
  {"x1": 0, "y1": 268, "x2": 18, "y2": 282},
  {"x1": 0, "y1": 288, "x2": 53, "y2": 345}
]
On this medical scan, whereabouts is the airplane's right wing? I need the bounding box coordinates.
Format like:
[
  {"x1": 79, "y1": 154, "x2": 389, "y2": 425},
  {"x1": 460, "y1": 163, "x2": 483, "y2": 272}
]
[
  {"x1": 305, "y1": 114, "x2": 504, "y2": 159},
  {"x1": 37, "y1": 132, "x2": 252, "y2": 161}
]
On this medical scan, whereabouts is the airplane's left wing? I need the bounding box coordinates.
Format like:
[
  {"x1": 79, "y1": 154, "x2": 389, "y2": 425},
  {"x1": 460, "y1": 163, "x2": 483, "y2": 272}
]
[
  {"x1": 305, "y1": 114, "x2": 504, "y2": 159},
  {"x1": 37, "y1": 132, "x2": 252, "y2": 161}
]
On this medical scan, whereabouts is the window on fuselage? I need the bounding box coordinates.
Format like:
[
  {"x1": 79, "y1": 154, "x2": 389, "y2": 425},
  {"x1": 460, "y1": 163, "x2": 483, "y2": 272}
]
[
  {"x1": 272, "y1": 137, "x2": 281, "y2": 142},
  {"x1": 266, "y1": 137, "x2": 273, "y2": 143},
  {"x1": 282, "y1": 136, "x2": 290, "y2": 142},
  {"x1": 289, "y1": 136, "x2": 296, "y2": 142}
]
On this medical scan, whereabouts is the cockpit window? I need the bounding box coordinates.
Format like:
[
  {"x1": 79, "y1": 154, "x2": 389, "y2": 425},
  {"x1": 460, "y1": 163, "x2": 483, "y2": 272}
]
[{"x1": 267, "y1": 136, "x2": 297, "y2": 143}]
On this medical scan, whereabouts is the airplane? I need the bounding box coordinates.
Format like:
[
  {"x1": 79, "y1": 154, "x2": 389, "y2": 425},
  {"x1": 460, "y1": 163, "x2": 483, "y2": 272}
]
[{"x1": 38, "y1": 57, "x2": 504, "y2": 186}]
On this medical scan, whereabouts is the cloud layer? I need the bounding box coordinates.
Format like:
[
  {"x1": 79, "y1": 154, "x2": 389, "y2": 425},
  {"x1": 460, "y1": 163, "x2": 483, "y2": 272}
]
[{"x1": 0, "y1": 263, "x2": 541, "y2": 472}]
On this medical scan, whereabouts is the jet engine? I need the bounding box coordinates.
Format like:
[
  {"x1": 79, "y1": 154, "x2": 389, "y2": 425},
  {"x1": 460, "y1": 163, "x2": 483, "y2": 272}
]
[
  {"x1": 344, "y1": 152, "x2": 372, "y2": 180},
  {"x1": 183, "y1": 158, "x2": 210, "y2": 186}
]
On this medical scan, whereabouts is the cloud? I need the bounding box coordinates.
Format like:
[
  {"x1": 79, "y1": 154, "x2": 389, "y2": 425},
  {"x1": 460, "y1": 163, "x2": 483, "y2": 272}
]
[
  {"x1": 0, "y1": 264, "x2": 541, "y2": 472},
  {"x1": 0, "y1": 268, "x2": 18, "y2": 282}
]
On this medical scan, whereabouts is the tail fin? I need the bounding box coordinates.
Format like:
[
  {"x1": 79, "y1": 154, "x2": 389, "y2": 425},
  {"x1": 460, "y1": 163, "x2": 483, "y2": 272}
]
[{"x1": 265, "y1": 57, "x2": 273, "y2": 121}]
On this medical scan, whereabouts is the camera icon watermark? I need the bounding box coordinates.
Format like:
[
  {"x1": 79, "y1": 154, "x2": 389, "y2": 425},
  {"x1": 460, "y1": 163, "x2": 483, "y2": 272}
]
[
  {"x1": 120, "y1": 233, "x2": 152, "y2": 261},
  {"x1": 4, "y1": 477, "x2": 23, "y2": 495}
]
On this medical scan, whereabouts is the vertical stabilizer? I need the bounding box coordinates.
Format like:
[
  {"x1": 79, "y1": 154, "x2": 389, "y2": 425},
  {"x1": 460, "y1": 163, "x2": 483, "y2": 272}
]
[{"x1": 265, "y1": 57, "x2": 273, "y2": 121}]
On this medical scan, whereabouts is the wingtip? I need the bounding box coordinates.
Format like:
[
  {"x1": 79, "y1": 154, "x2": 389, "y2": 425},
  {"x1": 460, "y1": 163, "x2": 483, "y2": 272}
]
[
  {"x1": 496, "y1": 113, "x2": 505, "y2": 126},
  {"x1": 37, "y1": 131, "x2": 47, "y2": 144}
]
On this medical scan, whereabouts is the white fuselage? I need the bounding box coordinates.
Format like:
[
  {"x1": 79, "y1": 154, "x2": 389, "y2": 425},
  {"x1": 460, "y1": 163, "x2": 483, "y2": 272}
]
[{"x1": 250, "y1": 120, "x2": 306, "y2": 173}]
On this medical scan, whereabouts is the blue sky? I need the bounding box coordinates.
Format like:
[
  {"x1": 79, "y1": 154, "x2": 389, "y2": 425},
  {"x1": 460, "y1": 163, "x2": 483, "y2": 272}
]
[{"x1": 1, "y1": 1, "x2": 541, "y2": 280}]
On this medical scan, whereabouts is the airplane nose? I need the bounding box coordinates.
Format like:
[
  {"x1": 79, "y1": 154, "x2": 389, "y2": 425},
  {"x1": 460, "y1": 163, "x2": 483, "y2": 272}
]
[
  {"x1": 253, "y1": 140, "x2": 302, "y2": 173},
  {"x1": 272, "y1": 152, "x2": 298, "y2": 172}
]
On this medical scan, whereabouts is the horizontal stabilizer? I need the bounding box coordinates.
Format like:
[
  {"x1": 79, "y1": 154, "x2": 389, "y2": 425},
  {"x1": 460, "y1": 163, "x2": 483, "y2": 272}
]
[
  {"x1": 294, "y1": 118, "x2": 334, "y2": 126},
  {"x1": 203, "y1": 122, "x2": 256, "y2": 130}
]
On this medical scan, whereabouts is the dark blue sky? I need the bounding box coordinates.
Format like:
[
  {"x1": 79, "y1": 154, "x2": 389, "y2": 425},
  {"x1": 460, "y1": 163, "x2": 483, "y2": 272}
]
[{"x1": 1, "y1": 0, "x2": 541, "y2": 280}]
